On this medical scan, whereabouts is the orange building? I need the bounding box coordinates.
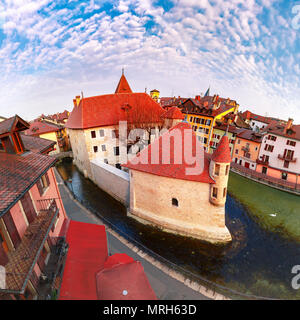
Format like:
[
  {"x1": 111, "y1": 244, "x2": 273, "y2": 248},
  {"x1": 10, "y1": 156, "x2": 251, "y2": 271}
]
[{"x1": 232, "y1": 129, "x2": 263, "y2": 170}]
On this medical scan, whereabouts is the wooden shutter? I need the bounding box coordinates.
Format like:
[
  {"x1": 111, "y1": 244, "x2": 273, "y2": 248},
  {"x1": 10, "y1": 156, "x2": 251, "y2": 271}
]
[
  {"x1": 37, "y1": 179, "x2": 43, "y2": 196},
  {"x1": 2, "y1": 211, "x2": 21, "y2": 249},
  {"x1": 21, "y1": 193, "x2": 37, "y2": 224},
  {"x1": 45, "y1": 172, "x2": 50, "y2": 186}
]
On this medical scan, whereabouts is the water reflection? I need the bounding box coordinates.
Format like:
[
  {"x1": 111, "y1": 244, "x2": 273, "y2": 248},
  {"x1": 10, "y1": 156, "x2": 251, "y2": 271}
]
[{"x1": 57, "y1": 159, "x2": 300, "y2": 299}]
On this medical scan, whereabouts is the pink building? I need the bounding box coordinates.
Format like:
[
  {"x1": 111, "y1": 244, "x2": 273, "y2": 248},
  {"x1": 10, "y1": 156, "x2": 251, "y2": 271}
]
[
  {"x1": 256, "y1": 119, "x2": 300, "y2": 184},
  {"x1": 0, "y1": 115, "x2": 67, "y2": 300}
]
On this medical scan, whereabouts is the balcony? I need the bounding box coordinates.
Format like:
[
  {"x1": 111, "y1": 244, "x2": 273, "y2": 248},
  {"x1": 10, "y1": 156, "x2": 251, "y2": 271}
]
[
  {"x1": 242, "y1": 146, "x2": 250, "y2": 153},
  {"x1": 256, "y1": 158, "x2": 269, "y2": 166},
  {"x1": 278, "y1": 154, "x2": 297, "y2": 163},
  {"x1": 0, "y1": 199, "x2": 59, "y2": 295}
]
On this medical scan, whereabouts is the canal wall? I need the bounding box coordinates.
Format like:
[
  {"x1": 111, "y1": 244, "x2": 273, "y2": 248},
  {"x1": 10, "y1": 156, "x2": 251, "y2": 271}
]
[{"x1": 90, "y1": 158, "x2": 130, "y2": 206}]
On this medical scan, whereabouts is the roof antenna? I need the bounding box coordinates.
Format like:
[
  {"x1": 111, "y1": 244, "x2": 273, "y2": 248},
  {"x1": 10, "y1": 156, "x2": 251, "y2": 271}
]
[
  {"x1": 122, "y1": 67, "x2": 124, "y2": 75},
  {"x1": 145, "y1": 87, "x2": 147, "y2": 93}
]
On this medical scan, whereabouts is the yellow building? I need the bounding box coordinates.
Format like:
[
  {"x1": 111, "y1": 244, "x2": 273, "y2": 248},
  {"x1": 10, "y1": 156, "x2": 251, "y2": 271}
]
[
  {"x1": 150, "y1": 89, "x2": 160, "y2": 102},
  {"x1": 178, "y1": 95, "x2": 239, "y2": 152},
  {"x1": 25, "y1": 119, "x2": 69, "y2": 154}
]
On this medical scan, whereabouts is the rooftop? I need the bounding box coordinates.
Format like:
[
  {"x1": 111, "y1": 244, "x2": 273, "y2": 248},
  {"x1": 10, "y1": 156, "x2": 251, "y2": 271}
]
[
  {"x1": 25, "y1": 119, "x2": 64, "y2": 136},
  {"x1": 124, "y1": 122, "x2": 215, "y2": 184}
]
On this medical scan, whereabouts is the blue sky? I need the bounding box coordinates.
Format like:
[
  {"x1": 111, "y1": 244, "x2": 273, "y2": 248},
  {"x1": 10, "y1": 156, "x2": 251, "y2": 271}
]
[{"x1": 0, "y1": 0, "x2": 299, "y2": 122}]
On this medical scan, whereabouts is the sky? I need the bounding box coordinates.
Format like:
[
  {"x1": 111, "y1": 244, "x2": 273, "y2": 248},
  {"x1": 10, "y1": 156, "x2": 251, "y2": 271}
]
[{"x1": 0, "y1": 0, "x2": 300, "y2": 123}]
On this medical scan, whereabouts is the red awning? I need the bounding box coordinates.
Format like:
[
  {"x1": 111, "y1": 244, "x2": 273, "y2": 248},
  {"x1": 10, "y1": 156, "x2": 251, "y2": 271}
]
[
  {"x1": 59, "y1": 220, "x2": 108, "y2": 300},
  {"x1": 96, "y1": 259, "x2": 157, "y2": 300}
]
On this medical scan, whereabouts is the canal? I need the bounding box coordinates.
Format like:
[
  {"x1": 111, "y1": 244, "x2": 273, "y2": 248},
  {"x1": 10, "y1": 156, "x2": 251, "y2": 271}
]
[{"x1": 57, "y1": 158, "x2": 300, "y2": 299}]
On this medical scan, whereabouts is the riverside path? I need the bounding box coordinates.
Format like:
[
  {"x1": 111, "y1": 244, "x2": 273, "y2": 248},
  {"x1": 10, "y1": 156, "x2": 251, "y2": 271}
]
[{"x1": 54, "y1": 169, "x2": 211, "y2": 300}]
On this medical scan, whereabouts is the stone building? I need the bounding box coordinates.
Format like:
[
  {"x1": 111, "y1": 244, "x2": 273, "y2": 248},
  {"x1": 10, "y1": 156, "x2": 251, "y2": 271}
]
[
  {"x1": 124, "y1": 121, "x2": 232, "y2": 244},
  {"x1": 65, "y1": 73, "x2": 183, "y2": 179}
]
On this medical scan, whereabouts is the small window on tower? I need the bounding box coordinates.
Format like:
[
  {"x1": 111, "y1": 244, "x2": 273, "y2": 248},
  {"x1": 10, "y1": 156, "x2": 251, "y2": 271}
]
[
  {"x1": 225, "y1": 165, "x2": 229, "y2": 175},
  {"x1": 215, "y1": 164, "x2": 220, "y2": 176},
  {"x1": 212, "y1": 187, "x2": 218, "y2": 198},
  {"x1": 172, "y1": 198, "x2": 178, "y2": 207}
]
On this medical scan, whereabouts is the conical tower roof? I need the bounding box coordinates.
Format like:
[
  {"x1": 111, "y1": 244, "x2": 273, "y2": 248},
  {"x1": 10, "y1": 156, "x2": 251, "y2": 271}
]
[
  {"x1": 211, "y1": 135, "x2": 232, "y2": 163},
  {"x1": 115, "y1": 73, "x2": 132, "y2": 94}
]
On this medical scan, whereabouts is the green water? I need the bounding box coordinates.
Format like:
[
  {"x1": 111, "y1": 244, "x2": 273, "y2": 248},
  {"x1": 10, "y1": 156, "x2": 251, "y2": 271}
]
[{"x1": 228, "y1": 172, "x2": 300, "y2": 241}]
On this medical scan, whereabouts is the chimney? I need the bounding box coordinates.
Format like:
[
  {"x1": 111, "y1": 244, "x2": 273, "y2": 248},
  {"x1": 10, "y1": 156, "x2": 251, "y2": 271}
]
[
  {"x1": 195, "y1": 95, "x2": 201, "y2": 101},
  {"x1": 284, "y1": 118, "x2": 294, "y2": 133}
]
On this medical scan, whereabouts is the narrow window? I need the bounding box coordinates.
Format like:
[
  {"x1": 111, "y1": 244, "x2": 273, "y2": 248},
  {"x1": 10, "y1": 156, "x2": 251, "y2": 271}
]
[
  {"x1": 225, "y1": 165, "x2": 229, "y2": 175},
  {"x1": 114, "y1": 146, "x2": 120, "y2": 156},
  {"x1": 93, "y1": 146, "x2": 98, "y2": 153},
  {"x1": 172, "y1": 198, "x2": 178, "y2": 207},
  {"x1": 101, "y1": 145, "x2": 106, "y2": 152},
  {"x1": 212, "y1": 187, "x2": 218, "y2": 198},
  {"x1": 215, "y1": 164, "x2": 220, "y2": 176},
  {"x1": 104, "y1": 159, "x2": 108, "y2": 164},
  {"x1": 223, "y1": 187, "x2": 227, "y2": 198},
  {"x1": 91, "y1": 131, "x2": 96, "y2": 138},
  {"x1": 99, "y1": 129, "x2": 105, "y2": 137}
]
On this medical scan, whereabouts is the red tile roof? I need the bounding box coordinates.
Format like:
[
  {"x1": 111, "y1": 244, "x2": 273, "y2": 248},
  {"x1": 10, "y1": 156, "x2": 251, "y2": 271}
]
[
  {"x1": 66, "y1": 92, "x2": 165, "y2": 130},
  {"x1": 0, "y1": 151, "x2": 56, "y2": 215},
  {"x1": 162, "y1": 106, "x2": 185, "y2": 120},
  {"x1": 236, "y1": 129, "x2": 263, "y2": 143},
  {"x1": 25, "y1": 120, "x2": 64, "y2": 136},
  {"x1": 124, "y1": 122, "x2": 215, "y2": 184},
  {"x1": 21, "y1": 134, "x2": 56, "y2": 154},
  {"x1": 180, "y1": 96, "x2": 237, "y2": 118},
  {"x1": 96, "y1": 259, "x2": 157, "y2": 300},
  {"x1": 241, "y1": 110, "x2": 271, "y2": 124},
  {"x1": 267, "y1": 123, "x2": 300, "y2": 141},
  {"x1": 115, "y1": 74, "x2": 132, "y2": 94},
  {"x1": 0, "y1": 115, "x2": 30, "y2": 136},
  {"x1": 211, "y1": 135, "x2": 232, "y2": 163}
]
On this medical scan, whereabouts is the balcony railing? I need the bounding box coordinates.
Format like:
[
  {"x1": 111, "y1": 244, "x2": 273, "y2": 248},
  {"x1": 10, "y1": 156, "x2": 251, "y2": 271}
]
[
  {"x1": 256, "y1": 159, "x2": 269, "y2": 165},
  {"x1": 278, "y1": 154, "x2": 297, "y2": 163},
  {"x1": 0, "y1": 199, "x2": 59, "y2": 295}
]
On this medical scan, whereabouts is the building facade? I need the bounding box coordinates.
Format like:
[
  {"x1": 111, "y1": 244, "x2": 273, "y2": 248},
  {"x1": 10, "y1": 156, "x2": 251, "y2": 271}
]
[
  {"x1": 0, "y1": 116, "x2": 67, "y2": 300},
  {"x1": 178, "y1": 95, "x2": 239, "y2": 152},
  {"x1": 256, "y1": 119, "x2": 300, "y2": 184},
  {"x1": 232, "y1": 129, "x2": 263, "y2": 170}
]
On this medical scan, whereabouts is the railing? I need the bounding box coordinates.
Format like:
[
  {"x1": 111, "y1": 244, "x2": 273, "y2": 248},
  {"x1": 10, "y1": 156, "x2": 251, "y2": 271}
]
[
  {"x1": 278, "y1": 154, "x2": 297, "y2": 163},
  {"x1": 256, "y1": 159, "x2": 269, "y2": 165},
  {"x1": 63, "y1": 179, "x2": 280, "y2": 300},
  {"x1": 0, "y1": 199, "x2": 59, "y2": 294},
  {"x1": 231, "y1": 162, "x2": 300, "y2": 194}
]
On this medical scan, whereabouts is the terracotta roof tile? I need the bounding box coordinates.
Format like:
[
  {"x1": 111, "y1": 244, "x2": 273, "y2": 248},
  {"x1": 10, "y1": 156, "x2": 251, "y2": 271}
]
[
  {"x1": 211, "y1": 135, "x2": 232, "y2": 163},
  {"x1": 124, "y1": 122, "x2": 215, "y2": 184},
  {"x1": 21, "y1": 134, "x2": 56, "y2": 154},
  {"x1": 0, "y1": 151, "x2": 56, "y2": 215},
  {"x1": 25, "y1": 120, "x2": 63, "y2": 136},
  {"x1": 115, "y1": 74, "x2": 132, "y2": 94},
  {"x1": 162, "y1": 106, "x2": 185, "y2": 120},
  {"x1": 66, "y1": 92, "x2": 165, "y2": 129}
]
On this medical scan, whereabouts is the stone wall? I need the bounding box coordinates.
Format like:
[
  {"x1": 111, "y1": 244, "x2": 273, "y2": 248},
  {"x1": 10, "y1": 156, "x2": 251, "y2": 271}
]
[
  {"x1": 90, "y1": 158, "x2": 130, "y2": 206},
  {"x1": 129, "y1": 170, "x2": 232, "y2": 243}
]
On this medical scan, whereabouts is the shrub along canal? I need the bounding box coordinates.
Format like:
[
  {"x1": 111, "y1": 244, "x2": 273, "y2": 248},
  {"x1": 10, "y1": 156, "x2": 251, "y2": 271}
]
[{"x1": 57, "y1": 158, "x2": 300, "y2": 299}]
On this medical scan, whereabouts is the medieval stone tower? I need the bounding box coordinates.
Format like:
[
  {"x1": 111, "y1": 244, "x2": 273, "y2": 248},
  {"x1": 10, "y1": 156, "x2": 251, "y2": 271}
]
[{"x1": 209, "y1": 134, "x2": 232, "y2": 206}]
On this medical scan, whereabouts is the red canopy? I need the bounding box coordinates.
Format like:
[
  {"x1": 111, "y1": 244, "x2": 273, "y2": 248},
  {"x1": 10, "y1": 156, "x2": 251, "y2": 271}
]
[
  {"x1": 96, "y1": 259, "x2": 157, "y2": 300},
  {"x1": 59, "y1": 220, "x2": 108, "y2": 300}
]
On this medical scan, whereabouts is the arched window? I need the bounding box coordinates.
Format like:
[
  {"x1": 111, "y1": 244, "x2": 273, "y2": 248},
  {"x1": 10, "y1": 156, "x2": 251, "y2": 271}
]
[{"x1": 172, "y1": 198, "x2": 178, "y2": 207}]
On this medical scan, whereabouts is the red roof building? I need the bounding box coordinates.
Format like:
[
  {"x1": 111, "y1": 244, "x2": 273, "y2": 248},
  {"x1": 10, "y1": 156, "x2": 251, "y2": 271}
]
[
  {"x1": 0, "y1": 115, "x2": 67, "y2": 300},
  {"x1": 124, "y1": 121, "x2": 215, "y2": 184},
  {"x1": 66, "y1": 74, "x2": 165, "y2": 130}
]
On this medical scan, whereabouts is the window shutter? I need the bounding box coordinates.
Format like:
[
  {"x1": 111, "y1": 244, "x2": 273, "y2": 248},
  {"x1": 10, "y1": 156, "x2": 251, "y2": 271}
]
[
  {"x1": 37, "y1": 179, "x2": 43, "y2": 196},
  {"x1": 21, "y1": 193, "x2": 37, "y2": 224},
  {"x1": 2, "y1": 211, "x2": 21, "y2": 249},
  {"x1": 45, "y1": 172, "x2": 50, "y2": 186}
]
